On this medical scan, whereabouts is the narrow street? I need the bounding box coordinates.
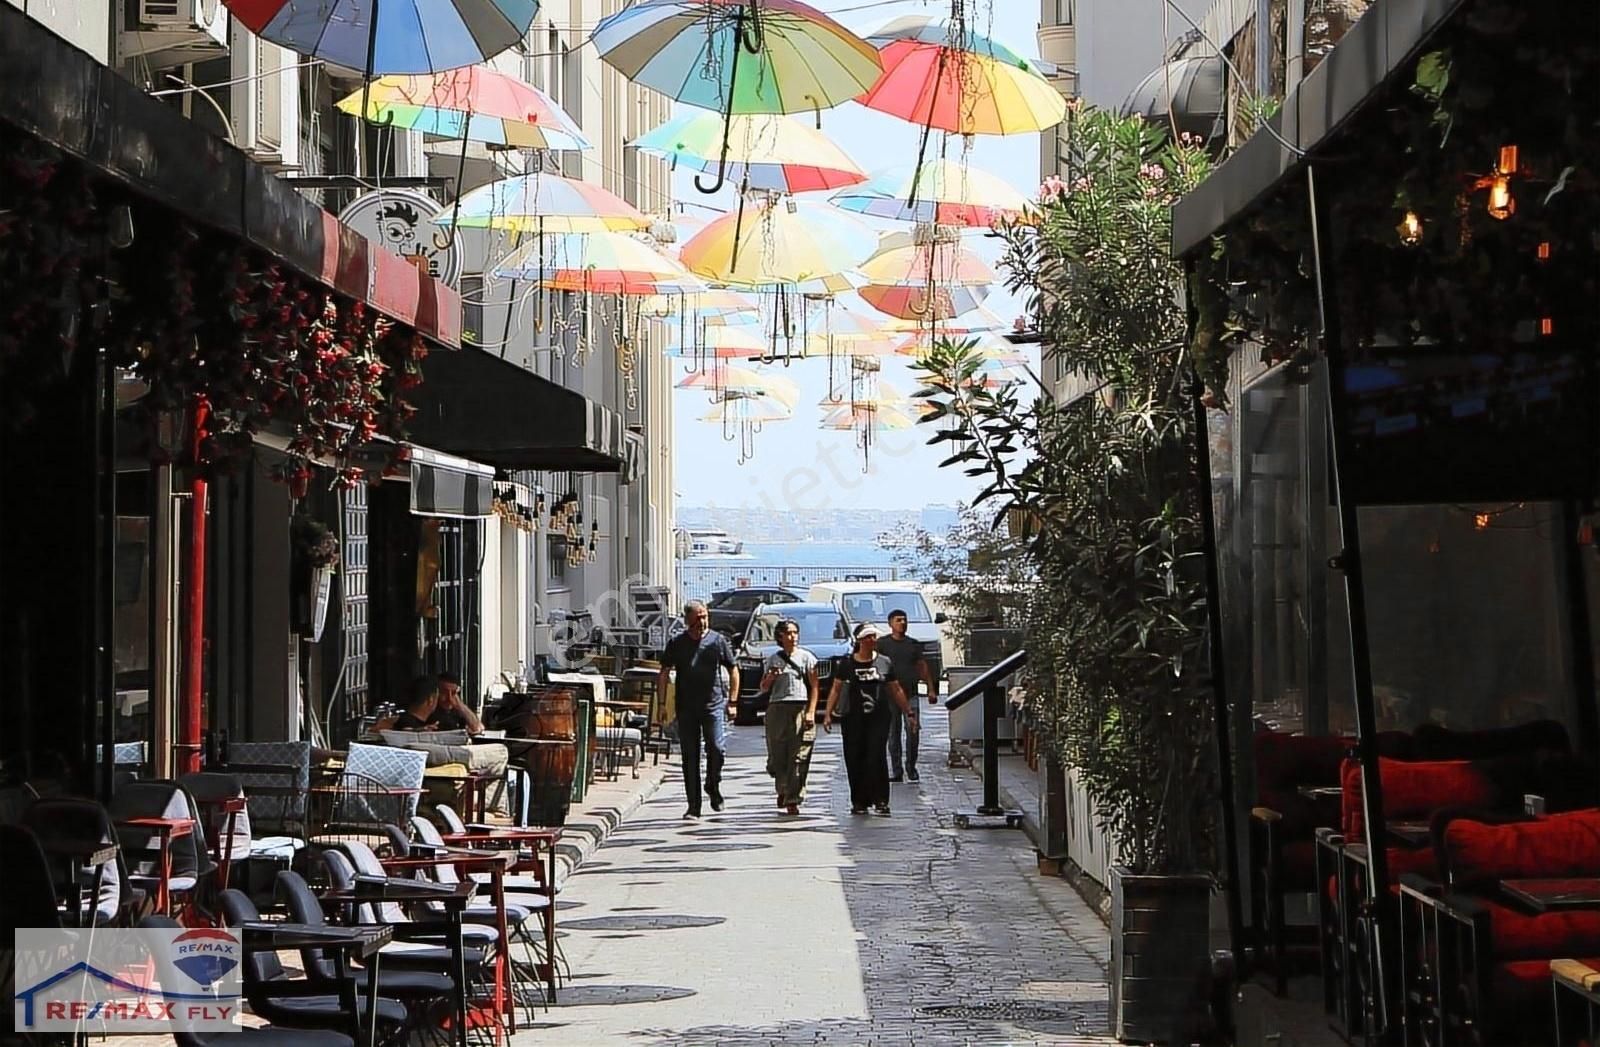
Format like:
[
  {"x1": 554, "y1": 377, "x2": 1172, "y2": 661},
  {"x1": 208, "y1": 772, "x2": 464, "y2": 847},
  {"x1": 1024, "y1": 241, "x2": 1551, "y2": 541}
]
[{"x1": 541, "y1": 706, "x2": 1115, "y2": 1046}]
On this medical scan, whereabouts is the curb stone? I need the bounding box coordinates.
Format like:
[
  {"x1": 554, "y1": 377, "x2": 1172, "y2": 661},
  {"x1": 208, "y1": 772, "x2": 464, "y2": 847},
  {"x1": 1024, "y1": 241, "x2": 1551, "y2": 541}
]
[{"x1": 552, "y1": 768, "x2": 665, "y2": 890}]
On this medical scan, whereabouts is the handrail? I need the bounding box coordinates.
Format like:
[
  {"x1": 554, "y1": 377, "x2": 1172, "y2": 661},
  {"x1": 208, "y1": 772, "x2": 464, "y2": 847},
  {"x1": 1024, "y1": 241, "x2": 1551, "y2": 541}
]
[{"x1": 944, "y1": 649, "x2": 1027, "y2": 710}]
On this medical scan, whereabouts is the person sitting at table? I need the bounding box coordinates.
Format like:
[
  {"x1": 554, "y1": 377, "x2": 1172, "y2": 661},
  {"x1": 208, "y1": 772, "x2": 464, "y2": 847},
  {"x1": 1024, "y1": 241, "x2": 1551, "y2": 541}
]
[
  {"x1": 429, "y1": 672, "x2": 485, "y2": 736},
  {"x1": 380, "y1": 676, "x2": 445, "y2": 732},
  {"x1": 378, "y1": 676, "x2": 512, "y2": 817}
]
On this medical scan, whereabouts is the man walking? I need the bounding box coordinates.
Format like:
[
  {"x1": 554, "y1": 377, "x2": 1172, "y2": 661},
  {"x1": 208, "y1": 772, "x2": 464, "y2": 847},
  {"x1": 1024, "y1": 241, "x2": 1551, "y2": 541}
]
[
  {"x1": 877, "y1": 608, "x2": 937, "y2": 782},
  {"x1": 658, "y1": 600, "x2": 739, "y2": 818}
]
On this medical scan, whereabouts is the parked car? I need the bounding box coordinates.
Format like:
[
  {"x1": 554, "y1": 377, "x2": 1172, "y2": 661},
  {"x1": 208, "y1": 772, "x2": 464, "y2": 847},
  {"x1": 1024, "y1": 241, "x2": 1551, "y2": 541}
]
[
  {"x1": 806, "y1": 581, "x2": 947, "y2": 686},
  {"x1": 732, "y1": 602, "x2": 850, "y2": 725},
  {"x1": 705, "y1": 585, "x2": 803, "y2": 639}
]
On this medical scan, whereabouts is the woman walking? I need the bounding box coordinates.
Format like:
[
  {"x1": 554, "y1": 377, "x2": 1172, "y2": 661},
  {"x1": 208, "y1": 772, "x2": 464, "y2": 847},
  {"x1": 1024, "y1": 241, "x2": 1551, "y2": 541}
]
[
  {"x1": 823, "y1": 622, "x2": 913, "y2": 816},
  {"x1": 760, "y1": 618, "x2": 820, "y2": 816}
]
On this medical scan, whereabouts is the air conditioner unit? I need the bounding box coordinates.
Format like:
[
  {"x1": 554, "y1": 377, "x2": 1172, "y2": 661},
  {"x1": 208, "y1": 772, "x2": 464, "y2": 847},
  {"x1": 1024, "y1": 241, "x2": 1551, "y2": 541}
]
[
  {"x1": 124, "y1": 0, "x2": 229, "y2": 63},
  {"x1": 229, "y1": 27, "x2": 301, "y2": 171}
]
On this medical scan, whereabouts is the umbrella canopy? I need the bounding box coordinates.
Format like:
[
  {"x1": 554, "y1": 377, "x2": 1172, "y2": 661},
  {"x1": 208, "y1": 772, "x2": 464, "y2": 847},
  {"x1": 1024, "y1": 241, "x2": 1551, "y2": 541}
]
[
  {"x1": 677, "y1": 363, "x2": 800, "y2": 406},
  {"x1": 883, "y1": 302, "x2": 1008, "y2": 334},
  {"x1": 892, "y1": 325, "x2": 1018, "y2": 358},
  {"x1": 699, "y1": 390, "x2": 793, "y2": 423},
  {"x1": 804, "y1": 300, "x2": 895, "y2": 355},
  {"x1": 225, "y1": 0, "x2": 538, "y2": 74},
  {"x1": 679, "y1": 199, "x2": 875, "y2": 287},
  {"x1": 831, "y1": 158, "x2": 1030, "y2": 227},
  {"x1": 667, "y1": 324, "x2": 772, "y2": 358},
  {"x1": 592, "y1": 0, "x2": 881, "y2": 115},
  {"x1": 493, "y1": 232, "x2": 703, "y2": 294},
  {"x1": 335, "y1": 67, "x2": 589, "y2": 149},
  {"x1": 858, "y1": 241, "x2": 995, "y2": 320},
  {"x1": 631, "y1": 110, "x2": 865, "y2": 193},
  {"x1": 819, "y1": 402, "x2": 918, "y2": 430},
  {"x1": 437, "y1": 173, "x2": 651, "y2": 233},
  {"x1": 857, "y1": 16, "x2": 1066, "y2": 136}
]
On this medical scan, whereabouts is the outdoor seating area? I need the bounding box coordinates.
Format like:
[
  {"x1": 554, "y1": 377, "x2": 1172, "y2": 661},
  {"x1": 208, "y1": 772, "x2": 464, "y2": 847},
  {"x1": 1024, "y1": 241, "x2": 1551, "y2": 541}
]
[
  {"x1": 0, "y1": 764, "x2": 587, "y2": 1044},
  {"x1": 1245, "y1": 720, "x2": 1600, "y2": 1043}
]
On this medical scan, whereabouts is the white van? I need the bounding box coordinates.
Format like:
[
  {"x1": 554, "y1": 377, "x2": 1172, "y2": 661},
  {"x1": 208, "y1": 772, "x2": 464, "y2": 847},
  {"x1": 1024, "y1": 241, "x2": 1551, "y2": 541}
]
[{"x1": 806, "y1": 580, "x2": 947, "y2": 684}]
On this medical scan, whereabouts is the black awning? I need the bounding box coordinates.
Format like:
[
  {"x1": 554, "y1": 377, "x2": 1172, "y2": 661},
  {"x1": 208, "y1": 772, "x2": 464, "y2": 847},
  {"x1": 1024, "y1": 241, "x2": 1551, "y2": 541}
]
[
  {"x1": 408, "y1": 346, "x2": 629, "y2": 473},
  {"x1": 1171, "y1": 0, "x2": 1467, "y2": 256}
]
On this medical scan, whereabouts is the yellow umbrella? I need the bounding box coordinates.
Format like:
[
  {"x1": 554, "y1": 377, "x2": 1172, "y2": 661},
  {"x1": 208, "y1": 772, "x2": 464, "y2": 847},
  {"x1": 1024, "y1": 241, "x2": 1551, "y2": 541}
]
[
  {"x1": 859, "y1": 239, "x2": 995, "y2": 320},
  {"x1": 677, "y1": 363, "x2": 799, "y2": 408},
  {"x1": 678, "y1": 198, "x2": 876, "y2": 288}
]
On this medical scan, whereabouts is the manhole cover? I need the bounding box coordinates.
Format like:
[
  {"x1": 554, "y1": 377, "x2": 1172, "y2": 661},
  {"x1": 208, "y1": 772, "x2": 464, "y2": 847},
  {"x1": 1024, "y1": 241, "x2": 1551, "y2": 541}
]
[
  {"x1": 919, "y1": 1002, "x2": 1087, "y2": 1023},
  {"x1": 643, "y1": 842, "x2": 770, "y2": 854},
  {"x1": 551, "y1": 984, "x2": 696, "y2": 1007},
  {"x1": 562, "y1": 914, "x2": 726, "y2": 932}
]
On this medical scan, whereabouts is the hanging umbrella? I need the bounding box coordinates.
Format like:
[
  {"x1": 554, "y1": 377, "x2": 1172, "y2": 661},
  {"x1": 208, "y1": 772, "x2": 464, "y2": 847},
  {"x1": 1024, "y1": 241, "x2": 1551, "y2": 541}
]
[
  {"x1": 225, "y1": 0, "x2": 540, "y2": 74},
  {"x1": 591, "y1": 0, "x2": 882, "y2": 193},
  {"x1": 859, "y1": 240, "x2": 994, "y2": 320},
  {"x1": 631, "y1": 110, "x2": 865, "y2": 193},
  {"x1": 679, "y1": 198, "x2": 874, "y2": 286},
  {"x1": 335, "y1": 67, "x2": 589, "y2": 149},
  {"x1": 820, "y1": 402, "x2": 917, "y2": 429},
  {"x1": 857, "y1": 16, "x2": 1066, "y2": 137},
  {"x1": 667, "y1": 323, "x2": 771, "y2": 359},
  {"x1": 494, "y1": 232, "x2": 703, "y2": 294},
  {"x1": 677, "y1": 362, "x2": 799, "y2": 406},
  {"x1": 437, "y1": 173, "x2": 652, "y2": 233},
  {"x1": 892, "y1": 325, "x2": 1018, "y2": 359},
  {"x1": 883, "y1": 302, "x2": 1007, "y2": 335},
  {"x1": 831, "y1": 158, "x2": 1031, "y2": 227},
  {"x1": 701, "y1": 388, "x2": 792, "y2": 463}
]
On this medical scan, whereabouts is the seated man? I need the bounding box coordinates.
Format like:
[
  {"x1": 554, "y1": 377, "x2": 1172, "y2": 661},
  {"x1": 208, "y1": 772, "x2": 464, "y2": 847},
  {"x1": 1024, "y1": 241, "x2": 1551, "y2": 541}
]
[{"x1": 378, "y1": 676, "x2": 511, "y2": 817}]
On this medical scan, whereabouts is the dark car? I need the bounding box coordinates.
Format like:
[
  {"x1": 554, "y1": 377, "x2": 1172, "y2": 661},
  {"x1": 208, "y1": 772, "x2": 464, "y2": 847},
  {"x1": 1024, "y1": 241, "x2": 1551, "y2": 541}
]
[
  {"x1": 705, "y1": 585, "x2": 803, "y2": 640},
  {"x1": 731, "y1": 602, "x2": 851, "y2": 725}
]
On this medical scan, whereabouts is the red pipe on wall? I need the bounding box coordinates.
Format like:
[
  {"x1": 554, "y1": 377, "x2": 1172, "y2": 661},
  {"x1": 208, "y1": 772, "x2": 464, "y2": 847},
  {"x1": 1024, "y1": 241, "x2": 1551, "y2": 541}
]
[{"x1": 178, "y1": 396, "x2": 209, "y2": 775}]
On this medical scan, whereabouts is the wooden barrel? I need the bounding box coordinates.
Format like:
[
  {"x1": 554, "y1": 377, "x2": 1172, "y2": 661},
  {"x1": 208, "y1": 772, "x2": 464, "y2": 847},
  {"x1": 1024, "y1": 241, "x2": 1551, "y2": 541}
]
[{"x1": 517, "y1": 690, "x2": 577, "y2": 826}]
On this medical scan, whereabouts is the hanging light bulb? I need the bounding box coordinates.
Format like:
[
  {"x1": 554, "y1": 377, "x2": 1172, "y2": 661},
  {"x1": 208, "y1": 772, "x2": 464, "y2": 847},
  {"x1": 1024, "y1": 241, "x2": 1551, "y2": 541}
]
[
  {"x1": 1396, "y1": 211, "x2": 1423, "y2": 246},
  {"x1": 1486, "y1": 145, "x2": 1518, "y2": 220}
]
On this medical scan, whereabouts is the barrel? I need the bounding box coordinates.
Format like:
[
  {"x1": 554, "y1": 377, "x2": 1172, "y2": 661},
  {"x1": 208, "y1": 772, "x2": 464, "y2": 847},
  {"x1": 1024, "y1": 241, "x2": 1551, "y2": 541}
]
[{"x1": 518, "y1": 690, "x2": 577, "y2": 826}]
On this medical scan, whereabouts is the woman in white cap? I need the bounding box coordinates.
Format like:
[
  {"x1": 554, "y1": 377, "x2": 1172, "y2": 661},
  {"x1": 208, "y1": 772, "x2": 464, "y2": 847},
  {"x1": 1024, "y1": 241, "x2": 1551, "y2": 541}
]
[{"x1": 823, "y1": 621, "x2": 913, "y2": 815}]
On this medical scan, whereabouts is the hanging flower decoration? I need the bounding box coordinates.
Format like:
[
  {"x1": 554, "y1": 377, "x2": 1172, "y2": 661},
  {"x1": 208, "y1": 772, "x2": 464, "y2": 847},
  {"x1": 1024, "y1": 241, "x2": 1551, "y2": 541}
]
[{"x1": 0, "y1": 131, "x2": 429, "y2": 490}]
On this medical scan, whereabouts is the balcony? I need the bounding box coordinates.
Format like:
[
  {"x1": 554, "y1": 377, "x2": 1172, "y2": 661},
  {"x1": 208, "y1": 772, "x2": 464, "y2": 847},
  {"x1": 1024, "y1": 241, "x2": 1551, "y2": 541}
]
[{"x1": 1036, "y1": 21, "x2": 1078, "y2": 90}]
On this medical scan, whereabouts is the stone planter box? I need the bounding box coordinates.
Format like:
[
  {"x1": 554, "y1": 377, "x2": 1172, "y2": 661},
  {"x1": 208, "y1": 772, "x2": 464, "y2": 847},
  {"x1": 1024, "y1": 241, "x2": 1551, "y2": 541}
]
[{"x1": 1109, "y1": 866, "x2": 1213, "y2": 1043}]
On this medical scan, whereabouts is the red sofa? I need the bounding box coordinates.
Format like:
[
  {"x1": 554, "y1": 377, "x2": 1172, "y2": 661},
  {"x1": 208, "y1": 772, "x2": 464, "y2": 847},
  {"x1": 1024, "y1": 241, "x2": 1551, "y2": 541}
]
[{"x1": 1397, "y1": 808, "x2": 1600, "y2": 1044}]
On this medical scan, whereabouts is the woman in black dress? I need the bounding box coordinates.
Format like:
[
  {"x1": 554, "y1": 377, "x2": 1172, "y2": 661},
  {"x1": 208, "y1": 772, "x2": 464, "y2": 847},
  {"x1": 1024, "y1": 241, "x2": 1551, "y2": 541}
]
[{"x1": 823, "y1": 622, "x2": 913, "y2": 815}]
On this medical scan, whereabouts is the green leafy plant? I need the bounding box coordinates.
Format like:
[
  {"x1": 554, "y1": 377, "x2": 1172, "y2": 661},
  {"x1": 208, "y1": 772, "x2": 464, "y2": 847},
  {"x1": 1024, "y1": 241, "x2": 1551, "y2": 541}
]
[
  {"x1": 915, "y1": 107, "x2": 1216, "y2": 875},
  {"x1": 291, "y1": 515, "x2": 340, "y2": 570},
  {"x1": 889, "y1": 504, "x2": 1035, "y2": 660}
]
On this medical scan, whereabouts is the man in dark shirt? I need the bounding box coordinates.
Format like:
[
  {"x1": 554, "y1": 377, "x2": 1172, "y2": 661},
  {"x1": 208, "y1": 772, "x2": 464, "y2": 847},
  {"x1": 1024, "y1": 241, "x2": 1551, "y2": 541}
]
[
  {"x1": 427, "y1": 671, "x2": 485, "y2": 735},
  {"x1": 391, "y1": 676, "x2": 443, "y2": 731},
  {"x1": 877, "y1": 609, "x2": 937, "y2": 782},
  {"x1": 658, "y1": 600, "x2": 740, "y2": 818}
]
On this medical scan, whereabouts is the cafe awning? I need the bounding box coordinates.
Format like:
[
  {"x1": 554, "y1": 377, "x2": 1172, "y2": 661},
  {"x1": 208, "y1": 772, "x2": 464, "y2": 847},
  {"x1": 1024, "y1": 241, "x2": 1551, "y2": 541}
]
[
  {"x1": 0, "y1": 4, "x2": 459, "y2": 348},
  {"x1": 408, "y1": 345, "x2": 631, "y2": 474},
  {"x1": 1171, "y1": 0, "x2": 1468, "y2": 257}
]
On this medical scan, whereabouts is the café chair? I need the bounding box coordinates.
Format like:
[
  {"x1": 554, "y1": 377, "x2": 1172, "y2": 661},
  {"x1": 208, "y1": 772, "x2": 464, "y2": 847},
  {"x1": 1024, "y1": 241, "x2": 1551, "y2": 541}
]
[
  {"x1": 110, "y1": 780, "x2": 216, "y2": 920},
  {"x1": 22, "y1": 797, "x2": 146, "y2": 926},
  {"x1": 317, "y1": 848, "x2": 493, "y2": 980}
]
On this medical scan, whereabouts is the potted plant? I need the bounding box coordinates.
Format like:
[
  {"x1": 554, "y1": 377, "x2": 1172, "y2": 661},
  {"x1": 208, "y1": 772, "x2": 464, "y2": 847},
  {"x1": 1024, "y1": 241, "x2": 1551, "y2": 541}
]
[
  {"x1": 916, "y1": 107, "x2": 1218, "y2": 1044},
  {"x1": 291, "y1": 514, "x2": 339, "y2": 641}
]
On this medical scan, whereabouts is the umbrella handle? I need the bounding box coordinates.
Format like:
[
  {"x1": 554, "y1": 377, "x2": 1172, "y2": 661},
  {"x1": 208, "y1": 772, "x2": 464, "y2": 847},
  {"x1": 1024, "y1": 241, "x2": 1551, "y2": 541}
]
[
  {"x1": 432, "y1": 121, "x2": 472, "y2": 251},
  {"x1": 739, "y1": 2, "x2": 764, "y2": 53},
  {"x1": 694, "y1": 6, "x2": 750, "y2": 195}
]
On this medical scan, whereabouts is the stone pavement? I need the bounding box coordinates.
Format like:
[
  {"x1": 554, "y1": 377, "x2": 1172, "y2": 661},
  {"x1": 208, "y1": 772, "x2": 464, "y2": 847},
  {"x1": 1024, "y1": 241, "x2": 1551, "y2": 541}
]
[{"x1": 534, "y1": 703, "x2": 1115, "y2": 1046}]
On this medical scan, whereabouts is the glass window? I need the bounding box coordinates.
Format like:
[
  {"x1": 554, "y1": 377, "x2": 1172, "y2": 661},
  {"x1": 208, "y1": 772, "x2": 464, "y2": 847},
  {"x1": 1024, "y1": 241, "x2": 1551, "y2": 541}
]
[
  {"x1": 750, "y1": 610, "x2": 847, "y2": 644},
  {"x1": 839, "y1": 592, "x2": 932, "y2": 622}
]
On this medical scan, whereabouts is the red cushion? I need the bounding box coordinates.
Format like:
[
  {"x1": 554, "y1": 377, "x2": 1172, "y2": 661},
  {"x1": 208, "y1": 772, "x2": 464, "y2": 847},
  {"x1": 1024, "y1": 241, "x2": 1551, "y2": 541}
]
[
  {"x1": 1443, "y1": 808, "x2": 1600, "y2": 885},
  {"x1": 1478, "y1": 899, "x2": 1600, "y2": 961},
  {"x1": 1340, "y1": 758, "x2": 1500, "y2": 838},
  {"x1": 1322, "y1": 847, "x2": 1438, "y2": 902}
]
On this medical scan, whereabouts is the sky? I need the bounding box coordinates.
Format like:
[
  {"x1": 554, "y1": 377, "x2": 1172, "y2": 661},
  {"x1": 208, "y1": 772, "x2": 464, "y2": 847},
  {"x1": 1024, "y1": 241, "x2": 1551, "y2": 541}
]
[{"x1": 662, "y1": 0, "x2": 1045, "y2": 513}]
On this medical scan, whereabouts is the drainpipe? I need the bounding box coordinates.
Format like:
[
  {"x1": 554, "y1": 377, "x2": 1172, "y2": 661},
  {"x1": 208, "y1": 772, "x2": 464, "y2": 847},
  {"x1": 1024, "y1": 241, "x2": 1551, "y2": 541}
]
[
  {"x1": 179, "y1": 395, "x2": 210, "y2": 775},
  {"x1": 151, "y1": 462, "x2": 176, "y2": 778}
]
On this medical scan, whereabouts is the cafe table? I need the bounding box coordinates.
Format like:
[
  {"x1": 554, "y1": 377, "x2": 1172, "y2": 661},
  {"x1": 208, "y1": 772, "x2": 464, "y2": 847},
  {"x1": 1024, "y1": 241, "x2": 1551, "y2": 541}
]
[
  {"x1": 1501, "y1": 877, "x2": 1600, "y2": 913},
  {"x1": 115, "y1": 816, "x2": 194, "y2": 915}
]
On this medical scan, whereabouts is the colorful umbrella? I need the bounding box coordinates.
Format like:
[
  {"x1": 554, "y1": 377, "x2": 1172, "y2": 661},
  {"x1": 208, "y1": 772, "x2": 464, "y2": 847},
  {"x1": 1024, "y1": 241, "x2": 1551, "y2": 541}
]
[
  {"x1": 831, "y1": 158, "x2": 1031, "y2": 227},
  {"x1": 335, "y1": 67, "x2": 589, "y2": 150},
  {"x1": 677, "y1": 362, "x2": 799, "y2": 406},
  {"x1": 679, "y1": 198, "x2": 874, "y2": 287},
  {"x1": 892, "y1": 325, "x2": 1018, "y2": 359},
  {"x1": 667, "y1": 324, "x2": 771, "y2": 360},
  {"x1": 631, "y1": 110, "x2": 865, "y2": 194},
  {"x1": 225, "y1": 0, "x2": 539, "y2": 74},
  {"x1": 857, "y1": 16, "x2": 1066, "y2": 137},
  {"x1": 436, "y1": 173, "x2": 652, "y2": 233},
  {"x1": 592, "y1": 0, "x2": 882, "y2": 192},
  {"x1": 701, "y1": 388, "x2": 792, "y2": 463},
  {"x1": 859, "y1": 240, "x2": 994, "y2": 320},
  {"x1": 493, "y1": 232, "x2": 702, "y2": 295}
]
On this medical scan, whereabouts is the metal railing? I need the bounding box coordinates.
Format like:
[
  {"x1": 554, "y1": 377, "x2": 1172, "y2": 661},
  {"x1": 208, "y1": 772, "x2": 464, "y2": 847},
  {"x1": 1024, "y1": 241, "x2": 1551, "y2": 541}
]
[
  {"x1": 946, "y1": 649, "x2": 1028, "y2": 818},
  {"x1": 676, "y1": 564, "x2": 907, "y2": 599}
]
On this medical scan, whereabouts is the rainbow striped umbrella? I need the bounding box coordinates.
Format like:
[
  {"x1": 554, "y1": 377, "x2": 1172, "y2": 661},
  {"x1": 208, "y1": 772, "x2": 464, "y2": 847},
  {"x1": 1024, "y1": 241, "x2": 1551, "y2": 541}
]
[
  {"x1": 667, "y1": 324, "x2": 771, "y2": 359},
  {"x1": 677, "y1": 362, "x2": 799, "y2": 406},
  {"x1": 857, "y1": 16, "x2": 1066, "y2": 136},
  {"x1": 335, "y1": 67, "x2": 588, "y2": 150},
  {"x1": 678, "y1": 198, "x2": 875, "y2": 287},
  {"x1": 225, "y1": 0, "x2": 538, "y2": 74},
  {"x1": 832, "y1": 158, "x2": 1031, "y2": 227},
  {"x1": 493, "y1": 232, "x2": 702, "y2": 295},
  {"x1": 436, "y1": 173, "x2": 651, "y2": 234},
  {"x1": 699, "y1": 390, "x2": 793, "y2": 423},
  {"x1": 631, "y1": 110, "x2": 865, "y2": 193},
  {"x1": 859, "y1": 240, "x2": 995, "y2": 321}
]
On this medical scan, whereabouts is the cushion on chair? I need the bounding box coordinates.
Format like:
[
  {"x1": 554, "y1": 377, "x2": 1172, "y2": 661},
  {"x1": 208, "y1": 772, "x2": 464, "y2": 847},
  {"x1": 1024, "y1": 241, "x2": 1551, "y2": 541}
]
[
  {"x1": 1340, "y1": 758, "x2": 1501, "y2": 839},
  {"x1": 1253, "y1": 731, "x2": 1411, "y2": 839},
  {"x1": 1441, "y1": 808, "x2": 1600, "y2": 888},
  {"x1": 1473, "y1": 899, "x2": 1600, "y2": 961}
]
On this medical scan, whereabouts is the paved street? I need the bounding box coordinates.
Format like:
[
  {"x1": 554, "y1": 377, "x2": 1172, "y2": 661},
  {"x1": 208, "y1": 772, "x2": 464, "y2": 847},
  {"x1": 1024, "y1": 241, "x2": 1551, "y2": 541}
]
[{"x1": 535, "y1": 705, "x2": 1115, "y2": 1045}]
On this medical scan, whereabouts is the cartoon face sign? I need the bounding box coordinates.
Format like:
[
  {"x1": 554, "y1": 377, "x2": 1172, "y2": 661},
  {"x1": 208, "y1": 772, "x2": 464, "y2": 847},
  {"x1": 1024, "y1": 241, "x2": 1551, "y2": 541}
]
[{"x1": 340, "y1": 190, "x2": 462, "y2": 287}]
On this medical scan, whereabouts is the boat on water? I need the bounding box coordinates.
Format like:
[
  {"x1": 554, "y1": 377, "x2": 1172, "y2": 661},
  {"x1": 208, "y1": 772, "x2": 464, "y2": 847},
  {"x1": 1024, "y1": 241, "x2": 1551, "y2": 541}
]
[{"x1": 675, "y1": 528, "x2": 746, "y2": 557}]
